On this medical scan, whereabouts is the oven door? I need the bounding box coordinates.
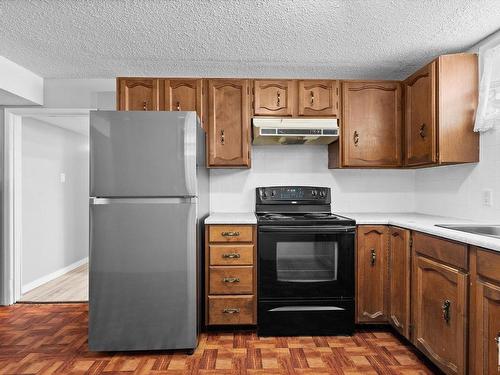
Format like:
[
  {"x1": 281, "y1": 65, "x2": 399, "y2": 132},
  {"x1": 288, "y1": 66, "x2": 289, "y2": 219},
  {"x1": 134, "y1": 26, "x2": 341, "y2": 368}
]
[{"x1": 258, "y1": 226, "x2": 355, "y2": 300}]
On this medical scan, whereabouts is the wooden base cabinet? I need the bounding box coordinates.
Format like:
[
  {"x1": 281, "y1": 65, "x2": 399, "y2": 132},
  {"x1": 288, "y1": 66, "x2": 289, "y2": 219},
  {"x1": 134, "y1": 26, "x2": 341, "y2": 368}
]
[
  {"x1": 356, "y1": 226, "x2": 389, "y2": 323},
  {"x1": 388, "y1": 227, "x2": 411, "y2": 339},
  {"x1": 412, "y1": 242, "x2": 468, "y2": 375},
  {"x1": 471, "y1": 248, "x2": 500, "y2": 374},
  {"x1": 205, "y1": 225, "x2": 257, "y2": 325}
]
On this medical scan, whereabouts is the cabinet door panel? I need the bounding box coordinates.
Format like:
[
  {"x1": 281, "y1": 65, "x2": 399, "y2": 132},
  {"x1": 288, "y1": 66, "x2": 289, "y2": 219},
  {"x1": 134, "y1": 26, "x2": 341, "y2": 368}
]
[
  {"x1": 475, "y1": 280, "x2": 500, "y2": 375},
  {"x1": 342, "y1": 82, "x2": 402, "y2": 167},
  {"x1": 298, "y1": 80, "x2": 339, "y2": 116},
  {"x1": 388, "y1": 227, "x2": 411, "y2": 339},
  {"x1": 208, "y1": 79, "x2": 250, "y2": 167},
  {"x1": 254, "y1": 80, "x2": 294, "y2": 116},
  {"x1": 356, "y1": 226, "x2": 388, "y2": 323},
  {"x1": 413, "y1": 255, "x2": 467, "y2": 375},
  {"x1": 404, "y1": 62, "x2": 437, "y2": 166},
  {"x1": 117, "y1": 78, "x2": 160, "y2": 111},
  {"x1": 164, "y1": 79, "x2": 203, "y2": 126}
]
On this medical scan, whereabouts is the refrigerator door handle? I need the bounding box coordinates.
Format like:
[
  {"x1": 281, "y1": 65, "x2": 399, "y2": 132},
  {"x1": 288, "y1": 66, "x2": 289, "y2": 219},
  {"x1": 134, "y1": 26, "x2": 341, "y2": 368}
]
[
  {"x1": 90, "y1": 197, "x2": 197, "y2": 205},
  {"x1": 183, "y1": 112, "x2": 197, "y2": 196}
]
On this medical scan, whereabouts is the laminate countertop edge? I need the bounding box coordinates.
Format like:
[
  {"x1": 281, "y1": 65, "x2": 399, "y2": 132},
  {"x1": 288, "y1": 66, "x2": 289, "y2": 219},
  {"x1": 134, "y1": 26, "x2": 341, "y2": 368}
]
[
  {"x1": 205, "y1": 212, "x2": 257, "y2": 225},
  {"x1": 340, "y1": 212, "x2": 500, "y2": 253}
]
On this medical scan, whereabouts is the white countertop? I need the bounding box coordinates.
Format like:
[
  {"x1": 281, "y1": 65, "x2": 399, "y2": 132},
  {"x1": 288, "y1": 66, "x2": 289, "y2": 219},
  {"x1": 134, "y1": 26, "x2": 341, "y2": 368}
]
[
  {"x1": 339, "y1": 212, "x2": 500, "y2": 253},
  {"x1": 205, "y1": 212, "x2": 257, "y2": 225}
]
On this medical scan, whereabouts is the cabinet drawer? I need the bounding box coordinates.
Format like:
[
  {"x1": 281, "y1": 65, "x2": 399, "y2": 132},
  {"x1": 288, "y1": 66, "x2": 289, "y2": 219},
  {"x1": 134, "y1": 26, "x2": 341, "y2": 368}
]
[
  {"x1": 209, "y1": 244, "x2": 254, "y2": 266},
  {"x1": 476, "y1": 248, "x2": 500, "y2": 283},
  {"x1": 209, "y1": 225, "x2": 253, "y2": 243},
  {"x1": 208, "y1": 295, "x2": 255, "y2": 325},
  {"x1": 209, "y1": 266, "x2": 254, "y2": 294},
  {"x1": 413, "y1": 232, "x2": 468, "y2": 270}
]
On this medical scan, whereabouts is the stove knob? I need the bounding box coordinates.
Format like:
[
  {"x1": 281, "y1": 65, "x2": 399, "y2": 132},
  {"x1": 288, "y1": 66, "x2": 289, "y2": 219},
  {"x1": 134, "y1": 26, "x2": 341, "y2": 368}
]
[
  {"x1": 312, "y1": 190, "x2": 317, "y2": 197},
  {"x1": 320, "y1": 190, "x2": 325, "y2": 198},
  {"x1": 271, "y1": 190, "x2": 276, "y2": 197},
  {"x1": 262, "y1": 191, "x2": 267, "y2": 199}
]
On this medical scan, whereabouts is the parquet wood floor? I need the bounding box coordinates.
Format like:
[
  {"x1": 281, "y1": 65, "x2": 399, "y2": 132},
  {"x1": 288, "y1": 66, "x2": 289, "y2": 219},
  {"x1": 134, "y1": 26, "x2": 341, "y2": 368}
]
[{"x1": 0, "y1": 304, "x2": 436, "y2": 374}]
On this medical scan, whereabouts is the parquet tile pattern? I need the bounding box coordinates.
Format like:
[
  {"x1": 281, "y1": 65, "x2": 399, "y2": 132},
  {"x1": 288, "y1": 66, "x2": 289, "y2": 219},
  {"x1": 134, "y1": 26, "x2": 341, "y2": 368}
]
[{"x1": 0, "y1": 304, "x2": 436, "y2": 374}]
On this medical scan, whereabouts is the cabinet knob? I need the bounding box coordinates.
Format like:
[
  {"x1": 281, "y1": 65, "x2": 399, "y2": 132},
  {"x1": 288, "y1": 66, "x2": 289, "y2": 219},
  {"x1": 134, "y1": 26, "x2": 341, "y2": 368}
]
[
  {"x1": 442, "y1": 299, "x2": 451, "y2": 323},
  {"x1": 494, "y1": 333, "x2": 500, "y2": 344},
  {"x1": 223, "y1": 308, "x2": 240, "y2": 314},
  {"x1": 370, "y1": 248, "x2": 376, "y2": 266},
  {"x1": 176, "y1": 101, "x2": 181, "y2": 111},
  {"x1": 310, "y1": 91, "x2": 315, "y2": 105},
  {"x1": 142, "y1": 101, "x2": 147, "y2": 111},
  {"x1": 223, "y1": 277, "x2": 240, "y2": 283},
  {"x1": 222, "y1": 253, "x2": 241, "y2": 259},
  {"x1": 277, "y1": 91, "x2": 281, "y2": 107},
  {"x1": 220, "y1": 129, "x2": 225, "y2": 145},
  {"x1": 419, "y1": 123, "x2": 426, "y2": 138},
  {"x1": 353, "y1": 130, "x2": 360, "y2": 146}
]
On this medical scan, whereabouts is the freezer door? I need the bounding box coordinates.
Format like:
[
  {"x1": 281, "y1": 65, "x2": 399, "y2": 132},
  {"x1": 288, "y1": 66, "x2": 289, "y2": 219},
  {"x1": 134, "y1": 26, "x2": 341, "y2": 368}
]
[
  {"x1": 90, "y1": 111, "x2": 197, "y2": 197},
  {"x1": 88, "y1": 198, "x2": 198, "y2": 351}
]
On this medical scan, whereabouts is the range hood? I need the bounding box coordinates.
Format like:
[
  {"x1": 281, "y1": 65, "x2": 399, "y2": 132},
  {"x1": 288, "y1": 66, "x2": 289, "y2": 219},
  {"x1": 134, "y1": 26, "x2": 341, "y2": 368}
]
[{"x1": 252, "y1": 118, "x2": 339, "y2": 145}]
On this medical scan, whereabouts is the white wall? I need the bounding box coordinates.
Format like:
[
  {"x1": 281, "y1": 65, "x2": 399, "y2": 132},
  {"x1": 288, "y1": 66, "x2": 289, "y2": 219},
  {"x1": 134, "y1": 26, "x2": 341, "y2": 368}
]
[
  {"x1": 21, "y1": 117, "x2": 89, "y2": 288},
  {"x1": 210, "y1": 146, "x2": 416, "y2": 213},
  {"x1": 44, "y1": 78, "x2": 115, "y2": 109},
  {"x1": 0, "y1": 56, "x2": 43, "y2": 105}
]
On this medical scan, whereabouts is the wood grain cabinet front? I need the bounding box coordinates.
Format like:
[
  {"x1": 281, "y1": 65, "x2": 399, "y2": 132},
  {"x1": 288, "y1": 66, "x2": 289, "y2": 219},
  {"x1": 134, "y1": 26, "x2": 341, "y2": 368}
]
[
  {"x1": 356, "y1": 225, "x2": 389, "y2": 323},
  {"x1": 163, "y1": 79, "x2": 204, "y2": 127},
  {"x1": 412, "y1": 255, "x2": 468, "y2": 375},
  {"x1": 117, "y1": 78, "x2": 160, "y2": 111},
  {"x1": 207, "y1": 79, "x2": 251, "y2": 168},
  {"x1": 388, "y1": 227, "x2": 411, "y2": 339},
  {"x1": 298, "y1": 80, "x2": 339, "y2": 117},
  {"x1": 205, "y1": 225, "x2": 257, "y2": 326},
  {"x1": 332, "y1": 81, "x2": 402, "y2": 168},
  {"x1": 253, "y1": 80, "x2": 295, "y2": 116}
]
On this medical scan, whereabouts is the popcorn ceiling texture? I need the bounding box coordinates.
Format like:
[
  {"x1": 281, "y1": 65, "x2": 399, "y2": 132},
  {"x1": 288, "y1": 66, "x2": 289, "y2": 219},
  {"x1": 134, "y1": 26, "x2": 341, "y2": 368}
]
[{"x1": 0, "y1": 0, "x2": 499, "y2": 79}]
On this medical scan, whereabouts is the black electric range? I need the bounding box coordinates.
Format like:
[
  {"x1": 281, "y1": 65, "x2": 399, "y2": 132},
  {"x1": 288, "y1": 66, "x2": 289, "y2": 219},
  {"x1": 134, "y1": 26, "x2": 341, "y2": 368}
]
[{"x1": 256, "y1": 186, "x2": 355, "y2": 336}]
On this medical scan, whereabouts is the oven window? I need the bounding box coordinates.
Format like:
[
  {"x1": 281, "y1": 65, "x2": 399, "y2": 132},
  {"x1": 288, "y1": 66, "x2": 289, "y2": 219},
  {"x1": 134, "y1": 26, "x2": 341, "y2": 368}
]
[{"x1": 276, "y1": 241, "x2": 338, "y2": 282}]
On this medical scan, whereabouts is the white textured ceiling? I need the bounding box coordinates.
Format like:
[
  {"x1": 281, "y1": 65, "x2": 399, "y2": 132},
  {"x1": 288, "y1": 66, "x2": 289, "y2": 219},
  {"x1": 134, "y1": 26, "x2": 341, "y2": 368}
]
[{"x1": 1, "y1": 0, "x2": 500, "y2": 80}]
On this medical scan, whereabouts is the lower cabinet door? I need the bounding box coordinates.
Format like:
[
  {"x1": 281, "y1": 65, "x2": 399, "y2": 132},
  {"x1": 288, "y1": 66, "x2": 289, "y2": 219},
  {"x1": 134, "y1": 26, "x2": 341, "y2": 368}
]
[
  {"x1": 475, "y1": 279, "x2": 500, "y2": 375},
  {"x1": 413, "y1": 255, "x2": 468, "y2": 375},
  {"x1": 388, "y1": 227, "x2": 411, "y2": 339}
]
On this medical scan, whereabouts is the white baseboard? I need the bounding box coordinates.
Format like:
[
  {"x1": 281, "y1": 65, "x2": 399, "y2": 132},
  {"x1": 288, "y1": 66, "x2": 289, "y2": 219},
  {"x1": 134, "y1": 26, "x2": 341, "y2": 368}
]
[{"x1": 21, "y1": 257, "x2": 88, "y2": 294}]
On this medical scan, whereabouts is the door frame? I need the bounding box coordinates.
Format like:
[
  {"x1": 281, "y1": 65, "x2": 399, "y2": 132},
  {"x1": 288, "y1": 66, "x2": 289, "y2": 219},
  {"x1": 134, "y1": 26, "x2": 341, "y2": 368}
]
[{"x1": 1, "y1": 108, "x2": 92, "y2": 305}]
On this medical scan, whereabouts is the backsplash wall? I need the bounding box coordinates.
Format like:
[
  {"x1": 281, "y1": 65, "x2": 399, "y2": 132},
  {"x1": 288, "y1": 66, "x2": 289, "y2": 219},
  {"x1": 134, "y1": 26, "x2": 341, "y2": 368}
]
[
  {"x1": 210, "y1": 146, "x2": 416, "y2": 213},
  {"x1": 414, "y1": 128, "x2": 500, "y2": 222}
]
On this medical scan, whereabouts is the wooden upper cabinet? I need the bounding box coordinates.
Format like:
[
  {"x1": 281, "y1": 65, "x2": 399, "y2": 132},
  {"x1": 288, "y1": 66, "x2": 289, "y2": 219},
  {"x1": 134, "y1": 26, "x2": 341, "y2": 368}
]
[
  {"x1": 413, "y1": 255, "x2": 468, "y2": 375},
  {"x1": 253, "y1": 80, "x2": 295, "y2": 116},
  {"x1": 356, "y1": 226, "x2": 388, "y2": 323},
  {"x1": 298, "y1": 80, "x2": 339, "y2": 116},
  {"x1": 163, "y1": 79, "x2": 203, "y2": 126},
  {"x1": 404, "y1": 53, "x2": 479, "y2": 167},
  {"x1": 388, "y1": 227, "x2": 411, "y2": 339},
  {"x1": 341, "y1": 81, "x2": 402, "y2": 167},
  {"x1": 404, "y1": 63, "x2": 437, "y2": 166},
  {"x1": 117, "y1": 78, "x2": 160, "y2": 111},
  {"x1": 207, "y1": 79, "x2": 251, "y2": 168}
]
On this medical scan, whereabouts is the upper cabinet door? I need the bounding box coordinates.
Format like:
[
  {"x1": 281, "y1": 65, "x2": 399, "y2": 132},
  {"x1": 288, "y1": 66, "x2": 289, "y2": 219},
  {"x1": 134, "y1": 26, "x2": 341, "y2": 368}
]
[
  {"x1": 207, "y1": 79, "x2": 251, "y2": 168},
  {"x1": 253, "y1": 80, "x2": 295, "y2": 116},
  {"x1": 298, "y1": 80, "x2": 339, "y2": 116},
  {"x1": 342, "y1": 81, "x2": 402, "y2": 167},
  {"x1": 117, "y1": 78, "x2": 160, "y2": 111},
  {"x1": 404, "y1": 62, "x2": 437, "y2": 166},
  {"x1": 164, "y1": 79, "x2": 204, "y2": 127}
]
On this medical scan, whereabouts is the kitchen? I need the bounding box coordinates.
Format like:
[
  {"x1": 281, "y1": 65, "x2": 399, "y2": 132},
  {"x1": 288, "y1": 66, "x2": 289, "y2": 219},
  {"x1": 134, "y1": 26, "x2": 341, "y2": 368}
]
[{"x1": 1, "y1": 1, "x2": 500, "y2": 374}]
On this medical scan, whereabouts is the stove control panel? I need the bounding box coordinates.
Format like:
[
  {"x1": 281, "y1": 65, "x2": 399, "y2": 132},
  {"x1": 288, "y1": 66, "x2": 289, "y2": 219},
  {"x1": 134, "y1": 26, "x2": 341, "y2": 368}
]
[{"x1": 256, "y1": 186, "x2": 331, "y2": 204}]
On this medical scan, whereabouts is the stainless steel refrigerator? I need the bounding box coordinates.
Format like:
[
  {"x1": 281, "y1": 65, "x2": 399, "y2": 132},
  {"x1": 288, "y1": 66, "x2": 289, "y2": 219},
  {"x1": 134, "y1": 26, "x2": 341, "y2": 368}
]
[{"x1": 88, "y1": 111, "x2": 208, "y2": 352}]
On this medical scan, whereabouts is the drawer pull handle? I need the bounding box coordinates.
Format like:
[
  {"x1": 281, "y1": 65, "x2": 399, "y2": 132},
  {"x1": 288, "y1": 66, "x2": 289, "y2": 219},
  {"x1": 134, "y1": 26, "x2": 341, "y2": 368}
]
[
  {"x1": 370, "y1": 248, "x2": 376, "y2": 266},
  {"x1": 222, "y1": 253, "x2": 241, "y2": 259},
  {"x1": 442, "y1": 299, "x2": 451, "y2": 323},
  {"x1": 223, "y1": 277, "x2": 240, "y2": 283},
  {"x1": 221, "y1": 231, "x2": 240, "y2": 237},
  {"x1": 223, "y1": 308, "x2": 240, "y2": 314}
]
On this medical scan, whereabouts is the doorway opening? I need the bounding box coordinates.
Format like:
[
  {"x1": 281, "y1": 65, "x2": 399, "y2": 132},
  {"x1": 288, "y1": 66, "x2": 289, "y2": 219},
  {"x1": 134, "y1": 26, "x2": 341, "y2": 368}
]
[{"x1": 3, "y1": 108, "x2": 91, "y2": 304}]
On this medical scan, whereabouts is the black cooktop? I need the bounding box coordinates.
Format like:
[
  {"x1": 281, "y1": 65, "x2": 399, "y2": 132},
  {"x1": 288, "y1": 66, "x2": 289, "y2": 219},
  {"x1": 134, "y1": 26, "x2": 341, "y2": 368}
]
[{"x1": 257, "y1": 212, "x2": 355, "y2": 226}]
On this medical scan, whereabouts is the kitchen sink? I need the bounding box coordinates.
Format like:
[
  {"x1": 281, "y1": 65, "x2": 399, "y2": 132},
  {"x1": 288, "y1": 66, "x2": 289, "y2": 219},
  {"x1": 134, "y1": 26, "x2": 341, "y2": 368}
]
[{"x1": 436, "y1": 224, "x2": 500, "y2": 239}]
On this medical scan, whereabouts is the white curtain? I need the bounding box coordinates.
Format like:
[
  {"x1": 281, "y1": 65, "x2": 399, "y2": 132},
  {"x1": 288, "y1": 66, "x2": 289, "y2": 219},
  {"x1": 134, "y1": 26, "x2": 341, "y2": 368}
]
[{"x1": 474, "y1": 44, "x2": 500, "y2": 132}]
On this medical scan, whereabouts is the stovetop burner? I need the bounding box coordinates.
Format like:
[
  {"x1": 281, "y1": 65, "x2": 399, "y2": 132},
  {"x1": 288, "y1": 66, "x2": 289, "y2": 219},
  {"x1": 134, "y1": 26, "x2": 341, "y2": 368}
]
[{"x1": 303, "y1": 213, "x2": 337, "y2": 219}]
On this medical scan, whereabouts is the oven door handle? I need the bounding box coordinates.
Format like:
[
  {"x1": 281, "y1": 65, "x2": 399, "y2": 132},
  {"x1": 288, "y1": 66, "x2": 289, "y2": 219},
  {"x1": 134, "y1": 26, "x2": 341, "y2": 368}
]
[{"x1": 259, "y1": 226, "x2": 356, "y2": 233}]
